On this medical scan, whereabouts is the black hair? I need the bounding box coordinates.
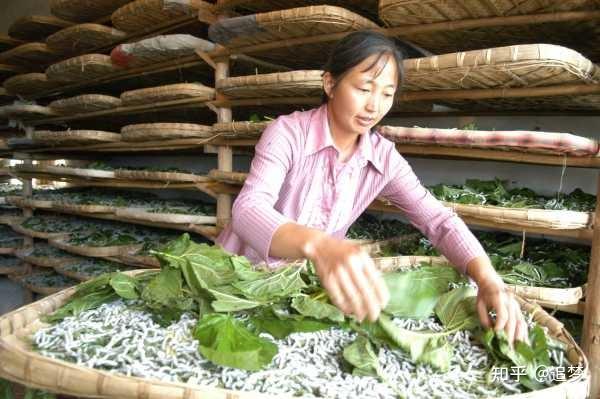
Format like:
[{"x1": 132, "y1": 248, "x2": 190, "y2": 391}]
[{"x1": 321, "y1": 30, "x2": 404, "y2": 103}]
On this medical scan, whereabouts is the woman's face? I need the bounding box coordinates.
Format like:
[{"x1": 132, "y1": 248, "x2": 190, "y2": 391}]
[{"x1": 324, "y1": 52, "x2": 399, "y2": 136}]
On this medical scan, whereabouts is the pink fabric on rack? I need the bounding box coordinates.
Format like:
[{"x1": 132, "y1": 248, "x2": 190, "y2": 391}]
[{"x1": 217, "y1": 104, "x2": 486, "y2": 273}]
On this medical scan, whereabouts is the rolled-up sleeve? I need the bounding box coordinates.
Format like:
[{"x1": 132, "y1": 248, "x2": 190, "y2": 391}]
[
  {"x1": 379, "y1": 150, "x2": 487, "y2": 274},
  {"x1": 230, "y1": 118, "x2": 296, "y2": 262}
]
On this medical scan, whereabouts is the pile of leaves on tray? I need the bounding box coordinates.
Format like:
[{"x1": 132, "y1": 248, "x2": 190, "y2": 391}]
[
  {"x1": 349, "y1": 214, "x2": 590, "y2": 289},
  {"x1": 37, "y1": 234, "x2": 578, "y2": 397},
  {"x1": 26, "y1": 187, "x2": 215, "y2": 216},
  {"x1": 429, "y1": 178, "x2": 595, "y2": 212}
]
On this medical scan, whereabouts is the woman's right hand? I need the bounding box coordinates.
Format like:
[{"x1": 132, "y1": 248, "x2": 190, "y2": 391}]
[{"x1": 303, "y1": 235, "x2": 390, "y2": 322}]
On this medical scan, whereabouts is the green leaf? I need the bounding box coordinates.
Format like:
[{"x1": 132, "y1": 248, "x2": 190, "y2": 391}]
[
  {"x1": 434, "y1": 286, "x2": 479, "y2": 331},
  {"x1": 141, "y1": 267, "x2": 194, "y2": 323},
  {"x1": 231, "y1": 256, "x2": 266, "y2": 281},
  {"x1": 0, "y1": 378, "x2": 14, "y2": 399},
  {"x1": 233, "y1": 265, "x2": 306, "y2": 302},
  {"x1": 250, "y1": 309, "x2": 332, "y2": 339},
  {"x1": 194, "y1": 313, "x2": 277, "y2": 371},
  {"x1": 291, "y1": 294, "x2": 345, "y2": 323},
  {"x1": 23, "y1": 388, "x2": 56, "y2": 399},
  {"x1": 384, "y1": 266, "x2": 461, "y2": 319},
  {"x1": 343, "y1": 335, "x2": 379, "y2": 377},
  {"x1": 153, "y1": 235, "x2": 237, "y2": 294},
  {"x1": 45, "y1": 288, "x2": 119, "y2": 323},
  {"x1": 208, "y1": 287, "x2": 265, "y2": 312},
  {"x1": 378, "y1": 313, "x2": 452, "y2": 371},
  {"x1": 109, "y1": 273, "x2": 138, "y2": 299}
]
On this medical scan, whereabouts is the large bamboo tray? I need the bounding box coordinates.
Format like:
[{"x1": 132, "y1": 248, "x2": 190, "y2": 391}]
[
  {"x1": 110, "y1": 34, "x2": 215, "y2": 68},
  {"x1": 49, "y1": 94, "x2": 122, "y2": 114},
  {"x1": 0, "y1": 269, "x2": 589, "y2": 398},
  {"x1": 120, "y1": 83, "x2": 214, "y2": 106},
  {"x1": 380, "y1": 0, "x2": 600, "y2": 62},
  {"x1": 378, "y1": 125, "x2": 600, "y2": 156},
  {"x1": 0, "y1": 65, "x2": 26, "y2": 82},
  {"x1": 49, "y1": 238, "x2": 143, "y2": 258},
  {"x1": 32, "y1": 130, "x2": 122, "y2": 145},
  {"x1": 50, "y1": 0, "x2": 133, "y2": 23},
  {"x1": 45, "y1": 54, "x2": 121, "y2": 83},
  {"x1": 208, "y1": 5, "x2": 379, "y2": 67},
  {"x1": 0, "y1": 35, "x2": 25, "y2": 53},
  {"x1": 401, "y1": 43, "x2": 600, "y2": 111},
  {"x1": 46, "y1": 24, "x2": 127, "y2": 54},
  {"x1": 0, "y1": 44, "x2": 62, "y2": 71},
  {"x1": 215, "y1": 0, "x2": 379, "y2": 19},
  {"x1": 8, "y1": 16, "x2": 72, "y2": 41},
  {"x1": 10, "y1": 224, "x2": 70, "y2": 241},
  {"x1": 111, "y1": 0, "x2": 215, "y2": 32},
  {"x1": 2, "y1": 73, "x2": 60, "y2": 97},
  {"x1": 212, "y1": 121, "x2": 271, "y2": 138},
  {"x1": 15, "y1": 247, "x2": 79, "y2": 269},
  {"x1": 121, "y1": 123, "x2": 212, "y2": 141},
  {"x1": 217, "y1": 70, "x2": 323, "y2": 98}
]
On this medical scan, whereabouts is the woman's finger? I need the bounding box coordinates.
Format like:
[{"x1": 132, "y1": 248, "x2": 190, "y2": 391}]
[
  {"x1": 336, "y1": 265, "x2": 366, "y2": 321},
  {"x1": 347, "y1": 253, "x2": 381, "y2": 322},
  {"x1": 324, "y1": 271, "x2": 350, "y2": 314},
  {"x1": 360, "y1": 252, "x2": 389, "y2": 308},
  {"x1": 477, "y1": 297, "x2": 492, "y2": 329},
  {"x1": 494, "y1": 294, "x2": 509, "y2": 332},
  {"x1": 504, "y1": 296, "x2": 517, "y2": 346},
  {"x1": 514, "y1": 301, "x2": 529, "y2": 343}
]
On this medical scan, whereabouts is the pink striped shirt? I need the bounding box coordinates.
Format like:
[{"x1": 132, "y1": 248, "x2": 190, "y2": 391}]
[{"x1": 216, "y1": 104, "x2": 486, "y2": 273}]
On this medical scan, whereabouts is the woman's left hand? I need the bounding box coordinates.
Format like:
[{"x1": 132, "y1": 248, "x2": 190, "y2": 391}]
[{"x1": 476, "y1": 275, "x2": 529, "y2": 345}]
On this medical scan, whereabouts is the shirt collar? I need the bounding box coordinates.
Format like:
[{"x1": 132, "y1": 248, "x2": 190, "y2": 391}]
[{"x1": 305, "y1": 104, "x2": 384, "y2": 174}]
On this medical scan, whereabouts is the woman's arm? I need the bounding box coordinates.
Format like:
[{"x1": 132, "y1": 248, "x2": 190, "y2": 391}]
[{"x1": 380, "y1": 149, "x2": 527, "y2": 343}]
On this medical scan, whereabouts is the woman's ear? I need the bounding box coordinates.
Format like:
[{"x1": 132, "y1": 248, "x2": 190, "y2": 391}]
[{"x1": 323, "y1": 72, "x2": 335, "y2": 99}]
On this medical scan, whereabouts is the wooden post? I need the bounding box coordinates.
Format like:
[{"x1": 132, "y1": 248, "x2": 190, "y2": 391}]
[
  {"x1": 582, "y1": 173, "x2": 600, "y2": 398},
  {"x1": 215, "y1": 59, "x2": 233, "y2": 230},
  {"x1": 21, "y1": 126, "x2": 34, "y2": 303}
]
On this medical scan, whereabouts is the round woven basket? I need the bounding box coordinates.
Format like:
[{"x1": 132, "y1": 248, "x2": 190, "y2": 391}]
[
  {"x1": 49, "y1": 238, "x2": 143, "y2": 258},
  {"x1": 378, "y1": 0, "x2": 599, "y2": 26},
  {"x1": 13, "y1": 164, "x2": 116, "y2": 180},
  {"x1": 0, "y1": 257, "x2": 24, "y2": 275},
  {"x1": 49, "y1": 94, "x2": 122, "y2": 114},
  {"x1": 50, "y1": 0, "x2": 133, "y2": 22},
  {"x1": 121, "y1": 123, "x2": 212, "y2": 142},
  {"x1": 32, "y1": 130, "x2": 122, "y2": 145},
  {"x1": 8, "y1": 15, "x2": 72, "y2": 41},
  {"x1": 47, "y1": 23, "x2": 127, "y2": 54},
  {"x1": 5, "y1": 196, "x2": 53, "y2": 210},
  {"x1": 0, "y1": 43, "x2": 62, "y2": 70},
  {"x1": 0, "y1": 64, "x2": 26, "y2": 82},
  {"x1": 120, "y1": 83, "x2": 215, "y2": 106},
  {"x1": 111, "y1": 0, "x2": 213, "y2": 32},
  {"x1": 0, "y1": 35, "x2": 25, "y2": 53},
  {"x1": 45, "y1": 54, "x2": 121, "y2": 83},
  {"x1": 15, "y1": 248, "x2": 78, "y2": 269},
  {"x1": 11, "y1": 224, "x2": 70, "y2": 241},
  {"x1": 52, "y1": 202, "x2": 116, "y2": 214},
  {"x1": 3, "y1": 73, "x2": 61, "y2": 97},
  {"x1": 114, "y1": 207, "x2": 216, "y2": 225},
  {"x1": 217, "y1": 70, "x2": 323, "y2": 98},
  {"x1": 208, "y1": 169, "x2": 246, "y2": 185},
  {"x1": 212, "y1": 121, "x2": 271, "y2": 138},
  {"x1": 114, "y1": 168, "x2": 207, "y2": 182},
  {"x1": 0, "y1": 268, "x2": 589, "y2": 399},
  {"x1": 0, "y1": 105, "x2": 56, "y2": 120}
]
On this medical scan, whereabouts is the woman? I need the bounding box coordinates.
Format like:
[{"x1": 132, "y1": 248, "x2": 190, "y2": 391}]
[{"x1": 217, "y1": 31, "x2": 528, "y2": 344}]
